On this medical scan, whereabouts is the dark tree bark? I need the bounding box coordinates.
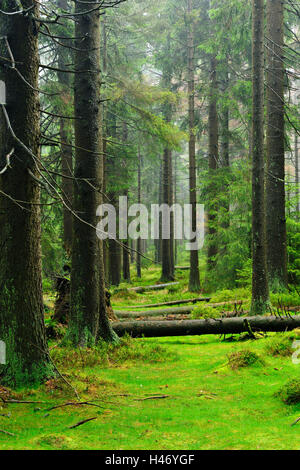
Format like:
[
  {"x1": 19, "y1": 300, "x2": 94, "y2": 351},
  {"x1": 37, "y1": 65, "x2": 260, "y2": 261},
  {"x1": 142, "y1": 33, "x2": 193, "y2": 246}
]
[
  {"x1": 69, "y1": 2, "x2": 117, "y2": 345},
  {"x1": 101, "y1": 15, "x2": 109, "y2": 279},
  {"x1": 130, "y1": 239, "x2": 135, "y2": 264},
  {"x1": 113, "y1": 316, "x2": 300, "y2": 338},
  {"x1": 161, "y1": 149, "x2": 175, "y2": 282},
  {"x1": 251, "y1": 0, "x2": 269, "y2": 314},
  {"x1": 207, "y1": 55, "x2": 219, "y2": 272},
  {"x1": 0, "y1": 0, "x2": 50, "y2": 386},
  {"x1": 265, "y1": 0, "x2": 287, "y2": 290},
  {"x1": 187, "y1": 0, "x2": 200, "y2": 292},
  {"x1": 108, "y1": 197, "x2": 121, "y2": 286},
  {"x1": 57, "y1": 0, "x2": 73, "y2": 256}
]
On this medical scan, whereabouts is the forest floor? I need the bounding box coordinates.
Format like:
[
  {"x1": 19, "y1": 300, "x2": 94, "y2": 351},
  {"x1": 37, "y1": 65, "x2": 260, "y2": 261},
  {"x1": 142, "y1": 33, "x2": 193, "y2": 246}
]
[{"x1": 0, "y1": 267, "x2": 299, "y2": 450}]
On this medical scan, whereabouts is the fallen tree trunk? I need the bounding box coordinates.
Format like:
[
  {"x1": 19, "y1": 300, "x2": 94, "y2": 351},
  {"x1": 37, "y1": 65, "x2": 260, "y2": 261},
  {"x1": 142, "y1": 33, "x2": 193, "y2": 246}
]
[
  {"x1": 114, "y1": 300, "x2": 244, "y2": 319},
  {"x1": 112, "y1": 315, "x2": 300, "y2": 338},
  {"x1": 175, "y1": 266, "x2": 190, "y2": 270},
  {"x1": 127, "y1": 282, "x2": 179, "y2": 293},
  {"x1": 115, "y1": 306, "x2": 194, "y2": 318},
  {"x1": 120, "y1": 297, "x2": 211, "y2": 310}
]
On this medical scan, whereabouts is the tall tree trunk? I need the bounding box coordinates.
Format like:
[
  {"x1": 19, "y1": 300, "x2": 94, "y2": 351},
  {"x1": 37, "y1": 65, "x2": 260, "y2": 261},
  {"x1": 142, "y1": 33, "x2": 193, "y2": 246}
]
[
  {"x1": 107, "y1": 108, "x2": 121, "y2": 287},
  {"x1": 265, "y1": 0, "x2": 287, "y2": 290},
  {"x1": 57, "y1": 0, "x2": 73, "y2": 256},
  {"x1": 174, "y1": 153, "x2": 178, "y2": 265},
  {"x1": 169, "y1": 146, "x2": 175, "y2": 276},
  {"x1": 70, "y1": 3, "x2": 117, "y2": 345},
  {"x1": 0, "y1": 0, "x2": 50, "y2": 386},
  {"x1": 251, "y1": 0, "x2": 269, "y2": 314},
  {"x1": 136, "y1": 149, "x2": 142, "y2": 278},
  {"x1": 156, "y1": 155, "x2": 163, "y2": 264},
  {"x1": 101, "y1": 15, "x2": 109, "y2": 279},
  {"x1": 187, "y1": 0, "x2": 200, "y2": 291},
  {"x1": 207, "y1": 55, "x2": 219, "y2": 273},
  {"x1": 161, "y1": 35, "x2": 175, "y2": 282},
  {"x1": 122, "y1": 123, "x2": 130, "y2": 282},
  {"x1": 161, "y1": 148, "x2": 175, "y2": 281},
  {"x1": 220, "y1": 64, "x2": 230, "y2": 240},
  {"x1": 295, "y1": 132, "x2": 299, "y2": 218}
]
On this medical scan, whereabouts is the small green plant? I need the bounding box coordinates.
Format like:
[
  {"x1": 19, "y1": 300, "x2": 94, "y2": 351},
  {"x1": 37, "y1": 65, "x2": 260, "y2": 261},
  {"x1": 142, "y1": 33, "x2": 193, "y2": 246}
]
[
  {"x1": 265, "y1": 335, "x2": 293, "y2": 357},
  {"x1": 275, "y1": 379, "x2": 300, "y2": 405},
  {"x1": 227, "y1": 349, "x2": 263, "y2": 370}
]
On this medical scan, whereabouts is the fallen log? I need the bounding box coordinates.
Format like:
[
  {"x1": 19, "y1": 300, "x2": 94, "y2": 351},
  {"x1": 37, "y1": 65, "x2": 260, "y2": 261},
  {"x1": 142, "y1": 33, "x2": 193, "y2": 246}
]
[
  {"x1": 120, "y1": 296, "x2": 211, "y2": 310},
  {"x1": 114, "y1": 300, "x2": 244, "y2": 319},
  {"x1": 112, "y1": 315, "x2": 300, "y2": 338},
  {"x1": 175, "y1": 266, "x2": 190, "y2": 270},
  {"x1": 115, "y1": 306, "x2": 194, "y2": 318},
  {"x1": 127, "y1": 282, "x2": 179, "y2": 293}
]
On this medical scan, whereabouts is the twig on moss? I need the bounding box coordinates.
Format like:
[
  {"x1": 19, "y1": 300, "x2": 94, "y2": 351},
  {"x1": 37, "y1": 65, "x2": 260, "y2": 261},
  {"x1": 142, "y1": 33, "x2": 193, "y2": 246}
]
[{"x1": 68, "y1": 417, "x2": 97, "y2": 429}]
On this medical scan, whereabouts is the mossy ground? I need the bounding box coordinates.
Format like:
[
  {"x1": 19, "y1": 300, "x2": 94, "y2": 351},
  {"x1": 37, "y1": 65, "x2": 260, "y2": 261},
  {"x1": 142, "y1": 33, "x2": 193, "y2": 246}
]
[
  {"x1": 0, "y1": 332, "x2": 299, "y2": 450},
  {"x1": 1, "y1": 266, "x2": 299, "y2": 450}
]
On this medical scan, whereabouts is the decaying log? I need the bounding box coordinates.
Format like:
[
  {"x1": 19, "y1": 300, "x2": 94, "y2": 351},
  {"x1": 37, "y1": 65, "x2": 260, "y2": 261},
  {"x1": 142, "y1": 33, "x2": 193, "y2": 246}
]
[
  {"x1": 114, "y1": 306, "x2": 194, "y2": 319},
  {"x1": 112, "y1": 315, "x2": 300, "y2": 338},
  {"x1": 126, "y1": 282, "x2": 179, "y2": 293},
  {"x1": 114, "y1": 300, "x2": 244, "y2": 319},
  {"x1": 120, "y1": 297, "x2": 211, "y2": 310}
]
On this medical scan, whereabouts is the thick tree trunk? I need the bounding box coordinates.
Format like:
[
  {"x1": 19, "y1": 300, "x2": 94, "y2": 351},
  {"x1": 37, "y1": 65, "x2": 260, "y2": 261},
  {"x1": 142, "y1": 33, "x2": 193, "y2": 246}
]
[
  {"x1": 188, "y1": 0, "x2": 200, "y2": 292},
  {"x1": 207, "y1": 55, "x2": 219, "y2": 273},
  {"x1": 0, "y1": 0, "x2": 50, "y2": 386},
  {"x1": 265, "y1": 0, "x2": 287, "y2": 290},
  {"x1": 113, "y1": 316, "x2": 300, "y2": 338},
  {"x1": 57, "y1": 0, "x2": 73, "y2": 256},
  {"x1": 70, "y1": 2, "x2": 116, "y2": 345},
  {"x1": 251, "y1": 0, "x2": 269, "y2": 314}
]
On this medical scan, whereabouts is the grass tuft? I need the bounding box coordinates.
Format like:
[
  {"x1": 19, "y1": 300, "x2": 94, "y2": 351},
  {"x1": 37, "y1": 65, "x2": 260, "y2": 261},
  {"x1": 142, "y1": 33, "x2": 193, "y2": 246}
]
[
  {"x1": 265, "y1": 334, "x2": 293, "y2": 357},
  {"x1": 227, "y1": 349, "x2": 263, "y2": 370},
  {"x1": 275, "y1": 379, "x2": 300, "y2": 405}
]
